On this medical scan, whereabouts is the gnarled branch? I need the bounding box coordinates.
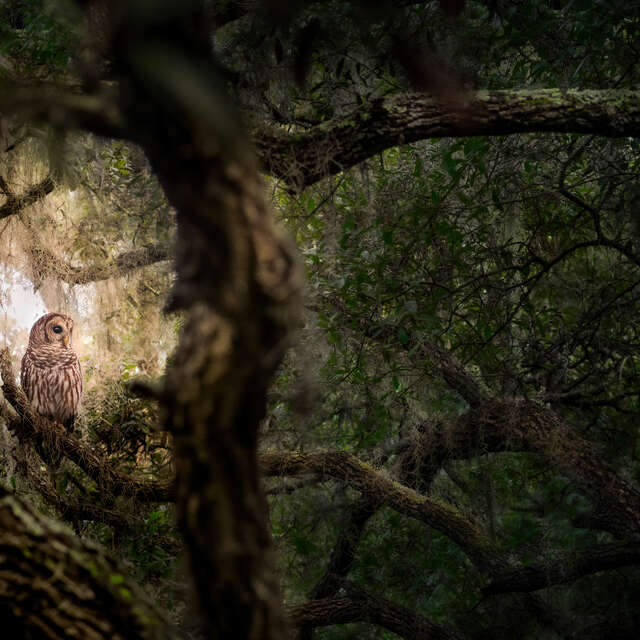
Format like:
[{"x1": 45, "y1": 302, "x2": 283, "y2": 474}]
[
  {"x1": 256, "y1": 89, "x2": 640, "y2": 188},
  {"x1": 330, "y1": 302, "x2": 640, "y2": 540},
  {"x1": 286, "y1": 582, "x2": 466, "y2": 640},
  {"x1": 261, "y1": 450, "x2": 500, "y2": 572},
  {"x1": 13, "y1": 442, "x2": 136, "y2": 529}
]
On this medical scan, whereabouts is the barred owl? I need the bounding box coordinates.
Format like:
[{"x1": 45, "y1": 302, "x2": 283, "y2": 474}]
[{"x1": 21, "y1": 312, "x2": 83, "y2": 432}]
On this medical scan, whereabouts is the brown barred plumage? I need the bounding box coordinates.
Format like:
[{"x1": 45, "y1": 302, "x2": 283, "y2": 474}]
[{"x1": 21, "y1": 312, "x2": 83, "y2": 432}]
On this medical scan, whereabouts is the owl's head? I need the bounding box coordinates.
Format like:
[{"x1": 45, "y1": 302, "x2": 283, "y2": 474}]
[{"x1": 29, "y1": 313, "x2": 74, "y2": 349}]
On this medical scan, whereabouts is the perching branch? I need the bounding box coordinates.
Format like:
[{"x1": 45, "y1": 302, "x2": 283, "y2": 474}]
[
  {"x1": 0, "y1": 347, "x2": 173, "y2": 503},
  {"x1": 13, "y1": 444, "x2": 136, "y2": 529}
]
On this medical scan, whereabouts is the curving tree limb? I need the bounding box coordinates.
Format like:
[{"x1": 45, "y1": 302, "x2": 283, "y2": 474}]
[
  {"x1": 330, "y1": 299, "x2": 640, "y2": 540},
  {"x1": 12, "y1": 443, "x2": 136, "y2": 529},
  {"x1": 0, "y1": 173, "x2": 55, "y2": 219},
  {"x1": 261, "y1": 450, "x2": 500, "y2": 572},
  {"x1": 286, "y1": 586, "x2": 467, "y2": 640},
  {"x1": 255, "y1": 89, "x2": 640, "y2": 187},
  {"x1": 3, "y1": 86, "x2": 640, "y2": 191}
]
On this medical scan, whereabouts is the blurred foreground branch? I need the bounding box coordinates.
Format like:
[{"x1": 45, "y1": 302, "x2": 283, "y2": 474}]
[{"x1": 0, "y1": 487, "x2": 176, "y2": 639}]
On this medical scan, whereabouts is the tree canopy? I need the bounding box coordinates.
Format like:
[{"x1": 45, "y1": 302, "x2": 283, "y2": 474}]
[{"x1": 0, "y1": 1, "x2": 639, "y2": 639}]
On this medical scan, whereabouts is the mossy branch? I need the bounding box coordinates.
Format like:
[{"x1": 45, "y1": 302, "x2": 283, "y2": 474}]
[
  {"x1": 260, "y1": 450, "x2": 501, "y2": 572},
  {"x1": 256, "y1": 89, "x2": 640, "y2": 188},
  {"x1": 0, "y1": 173, "x2": 55, "y2": 219},
  {"x1": 30, "y1": 242, "x2": 171, "y2": 285}
]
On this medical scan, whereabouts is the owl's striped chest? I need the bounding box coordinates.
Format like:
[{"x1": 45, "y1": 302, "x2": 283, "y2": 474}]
[
  {"x1": 21, "y1": 346, "x2": 83, "y2": 424},
  {"x1": 23, "y1": 346, "x2": 78, "y2": 369}
]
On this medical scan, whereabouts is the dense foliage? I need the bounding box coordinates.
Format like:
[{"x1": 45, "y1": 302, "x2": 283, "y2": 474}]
[{"x1": 0, "y1": 1, "x2": 639, "y2": 639}]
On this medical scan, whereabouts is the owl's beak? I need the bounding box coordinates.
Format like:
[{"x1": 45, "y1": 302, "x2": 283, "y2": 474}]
[{"x1": 63, "y1": 336, "x2": 69, "y2": 348}]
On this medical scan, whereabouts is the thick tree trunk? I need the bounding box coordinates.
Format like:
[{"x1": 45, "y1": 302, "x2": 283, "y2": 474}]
[
  {"x1": 144, "y1": 137, "x2": 301, "y2": 640},
  {"x1": 0, "y1": 2, "x2": 303, "y2": 637},
  {"x1": 100, "y1": 4, "x2": 303, "y2": 638}
]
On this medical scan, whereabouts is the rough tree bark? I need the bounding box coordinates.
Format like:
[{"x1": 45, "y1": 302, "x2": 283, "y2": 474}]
[
  {"x1": 285, "y1": 586, "x2": 467, "y2": 640},
  {"x1": 255, "y1": 89, "x2": 640, "y2": 187},
  {"x1": 99, "y1": 3, "x2": 304, "y2": 639},
  {"x1": 3, "y1": 88, "x2": 639, "y2": 190},
  {"x1": 0, "y1": 488, "x2": 175, "y2": 640}
]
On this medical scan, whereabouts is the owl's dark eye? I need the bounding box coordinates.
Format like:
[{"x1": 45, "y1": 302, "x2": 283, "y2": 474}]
[{"x1": 52, "y1": 325, "x2": 63, "y2": 334}]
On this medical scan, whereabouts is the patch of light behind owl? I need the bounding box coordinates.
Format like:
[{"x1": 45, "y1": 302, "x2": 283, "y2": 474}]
[
  {"x1": 0, "y1": 270, "x2": 47, "y2": 366},
  {"x1": 73, "y1": 283, "x2": 94, "y2": 345},
  {"x1": 0, "y1": 271, "x2": 47, "y2": 330}
]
